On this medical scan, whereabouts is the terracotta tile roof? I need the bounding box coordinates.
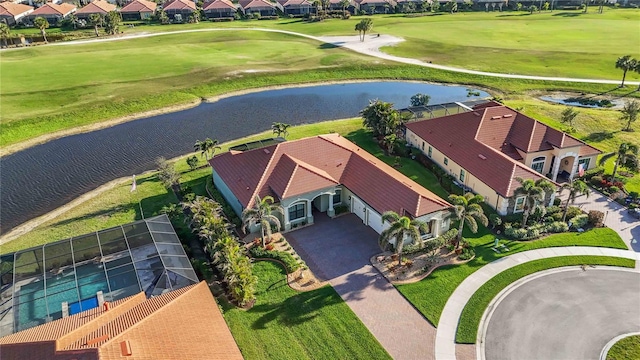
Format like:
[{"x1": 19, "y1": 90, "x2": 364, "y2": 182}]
[
  {"x1": 30, "y1": 2, "x2": 76, "y2": 16},
  {"x1": 0, "y1": 282, "x2": 242, "y2": 360},
  {"x1": 76, "y1": 0, "x2": 116, "y2": 15},
  {"x1": 281, "y1": 0, "x2": 312, "y2": 6},
  {"x1": 238, "y1": 0, "x2": 253, "y2": 8},
  {"x1": 243, "y1": 0, "x2": 276, "y2": 9},
  {"x1": 406, "y1": 104, "x2": 599, "y2": 197},
  {"x1": 211, "y1": 134, "x2": 451, "y2": 218},
  {"x1": 203, "y1": 0, "x2": 237, "y2": 10},
  {"x1": 359, "y1": 0, "x2": 396, "y2": 5},
  {"x1": 163, "y1": 0, "x2": 197, "y2": 11},
  {"x1": 0, "y1": 2, "x2": 33, "y2": 17},
  {"x1": 119, "y1": 0, "x2": 157, "y2": 13}
]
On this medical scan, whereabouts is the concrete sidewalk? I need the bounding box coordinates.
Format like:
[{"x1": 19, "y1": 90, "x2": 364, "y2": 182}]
[
  {"x1": 558, "y1": 188, "x2": 640, "y2": 252},
  {"x1": 434, "y1": 246, "x2": 640, "y2": 360}
]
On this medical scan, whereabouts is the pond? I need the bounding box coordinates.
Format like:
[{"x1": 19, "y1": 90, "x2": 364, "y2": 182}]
[
  {"x1": 0, "y1": 81, "x2": 489, "y2": 235},
  {"x1": 539, "y1": 95, "x2": 623, "y2": 109}
]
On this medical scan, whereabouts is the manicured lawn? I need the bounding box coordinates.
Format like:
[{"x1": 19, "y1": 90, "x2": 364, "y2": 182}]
[
  {"x1": 455, "y1": 256, "x2": 636, "y2": 344},
  {"x1": 607, "y1": 335, "x2": 640, "y2": 360},
  {"x1": 395, "y1": 226, "x2": 628, "y2": 327},
  {"x1": 0, "y1": 119, "x2": 362, "y2": 254},
  {"x1": 221, "y1": 261, "x2": 390, "y2": 360},
  {"x1": 506, "y1": 97, "x2": 640, "y2": 193}
]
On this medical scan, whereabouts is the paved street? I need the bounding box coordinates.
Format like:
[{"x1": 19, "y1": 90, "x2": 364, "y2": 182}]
[{"x1": 286, "y1": 214, "x2": 437, "y2": 360}]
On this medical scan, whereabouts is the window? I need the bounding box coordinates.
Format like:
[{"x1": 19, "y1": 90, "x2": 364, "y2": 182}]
[
  {"x1": 288, "y1": 203, "x2": 305, "y2": 221},
  {"x1": 578, "y1": 158, "x2": 590, "y2": 170},
  {"x1": 459, "y1": 169, "x2": 465, "y2": 182},
  {"x1": 421, "y1": 142, "x2": 425, "y2": 151},
  {"x1": 444, "y1": 158, "x2": 449, "y2": 166},
  {"x1": 428, "y1": 146, "x2": 432, "y2": 158},
  {"x1": 514, "y1": 196, "x2": 525, "y2": 213},
  {"x1": 333, "y1": 189, "x2": 342, "y2": 205},
  {"x1": 531, "y1": 156, "x2": 545, "y2": 174}
]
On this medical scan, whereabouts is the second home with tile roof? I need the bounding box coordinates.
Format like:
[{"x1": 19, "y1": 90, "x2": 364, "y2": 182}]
[
  {"x1": 405, "y1": 101, "x2": 601, "y2": 216},
  {"x1": 210, "y1": 133, "x2": 453, "y2": 238},
  {"x1": 22, "y1": 2, "x2": 76, "y2": 26}
]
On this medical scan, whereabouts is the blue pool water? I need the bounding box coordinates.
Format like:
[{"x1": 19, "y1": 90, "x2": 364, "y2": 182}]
[{"x1": 69, "y1": 296, "x2": 98, "y2": 315}]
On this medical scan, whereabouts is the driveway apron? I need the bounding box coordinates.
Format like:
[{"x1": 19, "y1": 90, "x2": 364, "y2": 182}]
[{"x1": 286, "y1": 213, "x2": 437, "y2": 360}]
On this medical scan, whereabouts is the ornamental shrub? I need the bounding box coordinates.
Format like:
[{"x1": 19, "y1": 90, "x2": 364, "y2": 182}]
[
  {"x1": 590, "y1": 175, "x2": 603, "y2": 186},
  {"x1": 565, "y1": 206, "x2": 583, "y2": 220},
  {"x1": 546, "y1": 221, "x2": 569, "y2": 233},
  {"x1": 569, "y1": 214, "x2": 589, "y2": 229},
  {"x1": 249, "y1": 246, "x2": 300, "y2": 273},
  {"x1": 458, "y1": 248, "x2": 475, "y2": 260},
  {"x1": 587, "y1": 210, "x2": 605, "y2": 227}
]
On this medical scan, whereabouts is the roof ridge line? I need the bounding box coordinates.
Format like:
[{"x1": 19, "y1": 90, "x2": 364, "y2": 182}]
[
  {"x1": 473, "y1": 108, "x2": 489, "y2": 141},
  {"x1": 247, "y1": 144, "x2": 280, "y2": 208},
  {"x1": 287, "y1": 155, "x2": 338, "y2": 183}
]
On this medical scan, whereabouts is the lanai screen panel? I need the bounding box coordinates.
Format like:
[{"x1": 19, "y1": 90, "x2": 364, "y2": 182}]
[{"x1": 0, "y1": 215, "x2": 197, "y2": 337}]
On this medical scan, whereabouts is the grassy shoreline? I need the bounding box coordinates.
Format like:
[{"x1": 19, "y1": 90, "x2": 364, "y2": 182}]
[{"x1": 455, "y1": 256, "x2": 636, "y2": 344}]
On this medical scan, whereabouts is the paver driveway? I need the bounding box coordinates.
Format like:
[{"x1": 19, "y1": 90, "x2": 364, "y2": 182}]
[{"x1": 286, "y1": 213, "x2": 437, "y2": 360}]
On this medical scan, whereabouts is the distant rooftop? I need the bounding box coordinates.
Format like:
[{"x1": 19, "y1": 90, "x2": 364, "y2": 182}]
[{"x1": 0, "y1": 215, "x2": 198, "y2": 337}]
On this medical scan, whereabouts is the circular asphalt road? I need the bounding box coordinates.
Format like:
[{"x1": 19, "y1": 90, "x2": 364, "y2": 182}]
[{"x1": 484, "y1": 268, "x2": 640, "y2": 360}]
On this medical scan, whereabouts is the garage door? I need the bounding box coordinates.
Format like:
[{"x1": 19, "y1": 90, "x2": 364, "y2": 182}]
[
  {"x1": 352, "y1": 197, "x2": 366, "y2": 222},
  {"x1": 367, "y1": 209, "x2": 384, "y2": 234}
]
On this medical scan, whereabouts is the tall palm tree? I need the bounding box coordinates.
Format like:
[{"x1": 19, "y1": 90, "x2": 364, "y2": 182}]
[
  {"x1": 34, "y1": 17, "x2": 49, "y2": 43},
  {"x1": 242, "y1": 195, "x2": 282, "y2": 247},
  {"x1": 379, "y1": 211, "x2": 428, "y2": 266},
  {"x1": 599, "y1": 142, "x2": 639, "y2": 181},
  {"x1": 513, "y1": 177, "x2": 555, "y2": 227},
  {"x1": 355, "y1": 18, "x2": 373, "y2": 42},
  {"x1": 615, "y1": 55, "x2": 636, "y2": 88},
  {"x1": 448, "y1": 193, "x2": 488, "y2": 248},
  {"x1": 560, "y1": 179, "x2": 589, "y2": 222},
  {"x1": 620, "y1": 100, "x2": 639, "y2": 132},
  {"x1": 89, "y1": 13, "x2": 103, "y2": 37},
  {"x1": 340, "y1": 0, "x2": 350, "y2": 14},
  {"x1": 0, "y1": 23, "x2": 10, "y2": 49},
  {"x1": 194, "y1": 138, "x2": 221, "y2": 160}
]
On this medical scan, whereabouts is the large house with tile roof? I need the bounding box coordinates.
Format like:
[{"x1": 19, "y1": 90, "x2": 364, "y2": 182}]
[
  {"x1": 75, "y1": 0, "x2": 116, "y2": 20},
  {"x1": 276, "y1": 0, "x2": 313, "y2": 15},
  {"x1": 210, "y1": 134, "x2": 452, "y2": 238},
  {"x1": 118, "y1": 0, "x2": 156, "y2": 20},
  {"x1": 203, "y1": 0, "x2": 239, "y2": 19},
  {"x1": 163, "y1": 0, "x2": 197, "y2": 21},
  {"x1": 23, "y1": 2, "x2": 76, "y2": 25},
  {"x1": 242, "y1": 0, "x2": 279, "y2": 16},
  {"x1": 405, "y1": 102, "x2": 601, "y2": 215},
  {"x1": 0, "y1": 282, "x2": 243, "y2": 360},
  {"x1": 0, "y1": 2, "x2": 33, "y2": 25}
]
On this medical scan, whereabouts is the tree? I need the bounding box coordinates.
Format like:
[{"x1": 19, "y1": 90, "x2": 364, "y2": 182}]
[
  {"x1": 242, "y1": 195, "x2": 282, "y2": 248},
  {"x1": 271, "y1": 122, "x2": 291, "y2": 139},
  {"x1": 0, "y1": 23, "x2": 10, "y2": 49},
  {"x1": 597, "y1": 0, "x2": 604, "y2": 13},
  {"x1": 513, "y1": 177, "x2": 555, "y2": 227},
  {"x1": 340, "y1": 0, "x2": 351, "y2": 13},
  {"x1": 582, "y1": 0, "x2": 589, "y2": 13},
  {"x1": 355, "y1": 18, "x2": 373, "y2": 42},
  {"x1": 410, "y1": 93, "x2": 431, "y2": 107},
  {"x1": 379, "y1": 211, "x2": 428, "y2": 266},
  {"x1": 186, "y1": 155, "x2": 199, "y2": 170},
  {"x1": 104, "y1": 10, "x2": 122, "y2": 35},
  {"x1": 599, "y1": 142, "x2": 639, "y2": 181},
  {"x1": 431, "y1": 0, "x2": 440, "y2": 12},
  {"x1": 402, "y1": 1, "x2": 416, "y2": 13},
  {"x1": 420, "y1": 0, "x2": 429, "y2": 12},
  {"x1": 560, "y1": 107, "x2": 579, "y2": 128},
  {"x1": 620, "y1": 100, "x2": 639, "y2": 132},
  {"x1": 89, "y1": 13, "x2": 103, "y2": 37},
  {"x1": 448, "y1": 193, "x2": 488, "y2": 248},
  {"x1": 160, "y1": 203, "x2": 182, "y2": 220},
  {"x1": 560, "y1": 179, "x2": 589, "y2": 222},
  {"x1": 155, "y1": 157, "x2": 181, "y2": 190},
  {"x1": 463, "y1": 0, "x2": 474, "y2": 11},
  {"x1": 445, "y1": 0, "x2": 457, "y2": 13},
  {"x1": 194, "y1": 138, "x2": 221, "y2": 160},
  {"x1": 361, "y1": 99, "x2": 403, "y2": 138},
  {"x1": 528, "y1": 4, "x2": 537, "y2": 13},
  {"x1": 34, "y1": 17, "x2": 50, "y2": 43},
  {"x1": 615, "y1": 55, "x2": 636, "y2": 88},
  {"x1": 542, "y1": 1, "x2": 550, "y2": 10},
  {"x1": 158, "y1": 10, "x2": 170, "y2": 24}
]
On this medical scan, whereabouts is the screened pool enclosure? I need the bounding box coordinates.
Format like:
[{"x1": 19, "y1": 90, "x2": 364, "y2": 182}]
[{"x1": 0, "y1": 215, "x2": 198, "y2": 337}]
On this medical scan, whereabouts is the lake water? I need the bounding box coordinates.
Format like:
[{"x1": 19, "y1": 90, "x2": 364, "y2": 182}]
[{"x1": 0, "y1": 81, "x2": 489, "y2": 235}]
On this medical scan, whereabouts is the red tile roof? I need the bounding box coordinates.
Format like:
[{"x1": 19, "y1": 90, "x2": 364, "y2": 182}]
[
  {"x1": 0, "y1": 2, "x2": 33, "y2": 17},
  {"x1": 76, "y1": 0, "x2": 116, "y2": 15},
  {"x1": 203, "y1": 0, "x2": 237, "y2": 9},
  {"x1": 163, "y1": 0, "x2": 197, "y2": 11},
  {"x1": 119, "y1": 0, "x2": 157, "y2": 13},
  {"x1": 0, "y1": 282, "x2": 242, "y2": 360},
  {"x1": 243, "y1": 0, "x2": 276, "y2": 8},
  {"x1": 29, "y1": 2, "x2": 76, "y2": 16},
  {"x1": 281, "y1": 0, "x2": 312, "y2": 6},
  {"x1": 406, "y1": 104, "x2": 600, "y2": 197},
  {"x1": 211, "y1": 134, "x2": 451, "y2": 218}
]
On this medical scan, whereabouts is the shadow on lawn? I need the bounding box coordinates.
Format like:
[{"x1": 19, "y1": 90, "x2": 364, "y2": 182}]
[{"x1": 582, "y1": 131, "x2": 616, "y2": 143}]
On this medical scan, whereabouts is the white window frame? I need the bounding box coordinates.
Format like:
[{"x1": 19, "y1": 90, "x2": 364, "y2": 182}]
[
  {"x1": 514, "y1": 196, "x2": 526, "y2": 213},
  {"x1": 578, "y1": 158, "x2": 590, "y2": 170},
  {"x1": 531, "y1": 156, "x2": 546, "y2": 174},
  {"x1": 459, "y1": 169, "x2": 465, "y2": 182},
  {"x1": 288, "y1": 202, "x2": 306, "y2": 222}
]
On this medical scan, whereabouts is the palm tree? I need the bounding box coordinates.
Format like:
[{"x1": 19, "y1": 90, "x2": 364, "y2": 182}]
[
  {"x1": 355, "y1": 18, "x2": 373, "y2": 42},
  {"x1": 599, "y1": 142, "x2": 639, "y2": 181},
  {"x1": 615, "y1": 55, "x2": 636, "y2": 88},
  {"x1": 194, "y1": 138, "x2": 221, "y2": 160},
  {"x1": 34, "y1": 17, "x2": 50, "y2": 43},
  {"x1": 0, "y1": 23, "x2": 10, "y2": 49},
  {"x1": 560, "y1": 179, "x2": 589, "y2": 222},
  {"x1": 513, "y1": 177, "x2": 555, "y2": 227},
  {"x1": 89, "y1": 13, "x2": 103, "y2": 37},
  {"x1": 242, "y1": 195, "x2": 282, "y2": 247},
  {"x1": 340, "y1": 0, "x2": 350, "y2": 14},
  {"x1": 620, "y1": 100, "x2": 639, "y2": 132},
  {"x1": 448, "y1": 193, "x2": 488, "y2": 248},
  {"x1": 271, "y1": 122, "x2": 291, "y2": 139},
  {"x1": 560, "y1": 107, "x2": 579, "y2": 128},
  {"x1": 378, "y1": 211, "x2": 428, "y2": 266}
]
